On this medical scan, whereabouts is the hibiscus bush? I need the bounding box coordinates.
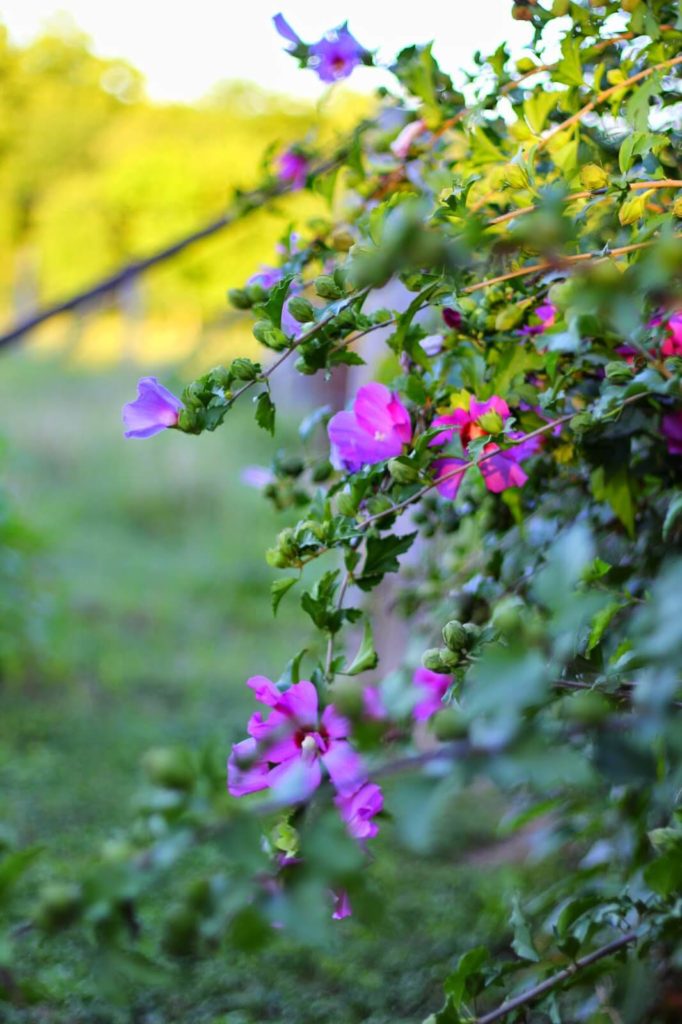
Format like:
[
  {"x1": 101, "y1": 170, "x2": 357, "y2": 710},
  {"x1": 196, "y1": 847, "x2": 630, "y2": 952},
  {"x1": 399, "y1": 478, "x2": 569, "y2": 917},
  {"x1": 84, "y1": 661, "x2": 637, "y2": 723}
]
[{"x1": 5, "y1": 1, "x2": 682, "y2": 1021}]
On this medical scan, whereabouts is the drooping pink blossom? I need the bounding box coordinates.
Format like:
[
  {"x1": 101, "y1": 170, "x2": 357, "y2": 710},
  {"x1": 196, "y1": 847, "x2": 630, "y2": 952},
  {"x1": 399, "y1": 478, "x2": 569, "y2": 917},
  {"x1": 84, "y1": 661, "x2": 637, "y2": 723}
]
[
  {"x1": 228, "y1": 677, "x2": 366, "y2": 803},
  {"x1": 413, "y1": 667, "x2": 450, "y2": 721},
  {"x1": 335, "y1": 781, "x2": 383, "y2": 841},
  {"x1": 662, "y1": 410, "x2": 682, "y2": 455},
  {"x1": 391, "y1": 118, "x2": 427, "y2": 159},
  {"x1": 122, "y1": 377, "x2": 184, "y2": 439},
  {"x1": 429, "y1": 395, "x2": 538, "y2": 497},
  {"x1": 328, "y1": 382, "x2": 412, "y2": 472},
  {"x1": 276, "y1": 148, "x2": 309, "y2": 190},
  {"x1": 661, "y1": 312, "x2": 682, "y2": 358}
]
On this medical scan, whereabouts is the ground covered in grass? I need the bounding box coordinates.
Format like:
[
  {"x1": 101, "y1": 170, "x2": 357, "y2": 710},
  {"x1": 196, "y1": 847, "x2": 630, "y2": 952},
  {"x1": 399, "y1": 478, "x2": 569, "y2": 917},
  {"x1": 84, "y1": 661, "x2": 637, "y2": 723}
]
[{"x1": 0, "y1": 353, "x2": 534, "y2": 1024}]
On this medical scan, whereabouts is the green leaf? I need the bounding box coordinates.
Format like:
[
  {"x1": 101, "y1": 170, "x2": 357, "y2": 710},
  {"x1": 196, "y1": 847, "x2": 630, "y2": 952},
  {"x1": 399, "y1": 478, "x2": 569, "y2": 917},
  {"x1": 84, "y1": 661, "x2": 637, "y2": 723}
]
[
  {"x1": 524, "y1": 90, "x2": 561, "y2": 134},
  {"x1": 510, "y1": 893, "x2": 540, "y2": 962},
  {"x1": 271, "y1": 576, "x2": 297, "y2": 615},
  {"x1": 254, "y1": 392, "x2": 276, "y2": 435},
  {"x1": 0, "y1": 847, "x2": 42, "y2": 899},
  {"x1": 444, "y1": 946, "x2": 489, "y2": 1009},
  {"x1": 356, "y1": 532, "x2": 417, "y2": 591},
  {"x1": 341, "y1": 618, "x2": 378, "y2": 676},
  {"x1": 586, "y1": 601, "x2": 623, "y2": 653},
  {"x1": 263, "y1": 274, "x2": 294, "y2": 328},
  {"x1": 662, "y1": 492, "x2": 682, "y2": 541},
  {"x1": 554, "y1": 36, "x2": 583, "y2": 87},
  {"x1": 590, "y1": 465, "x2": 635, "y2": 538}
]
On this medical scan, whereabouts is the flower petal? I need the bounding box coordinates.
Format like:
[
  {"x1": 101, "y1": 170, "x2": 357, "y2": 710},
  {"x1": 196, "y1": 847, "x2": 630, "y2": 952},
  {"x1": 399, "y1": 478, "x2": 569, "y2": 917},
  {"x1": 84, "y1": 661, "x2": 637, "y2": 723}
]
[
  {"x1": 433, "y1": 458, "x2": 467, "y2": 500},
  {"x1": 322, "y1": 739, "x2": 366, "y2": 795},
  {"x1": 267, "y1": 753, "x2": 322, "y2": 803},
  {"x1": 227, "y1": 738, "x2": 270, "y2": 796},
  {"x1": 122, "y1": 377, "x2": 183, "y2": 439}
]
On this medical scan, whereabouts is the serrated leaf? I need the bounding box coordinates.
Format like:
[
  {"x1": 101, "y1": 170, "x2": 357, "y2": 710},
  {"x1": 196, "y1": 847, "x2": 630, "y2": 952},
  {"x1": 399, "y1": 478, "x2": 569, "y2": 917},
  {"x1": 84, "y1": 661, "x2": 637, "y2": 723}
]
[
  {"x1": 254, "y1": 392, "x2": 276, "y2": 435},
  {"x1": 271, "y1": 576, "x2": 297, "y2": 615},
  {"x1": 356, "y1": 531, "x2": 417, "y2": 591},
  {"x1": 590, "y1": 465, "x2": 635, "y2": 538},
  {"x1": 510, "y1": 893, "x2": 540, "y2": 962},
  {"x1": 444, "y1": 946, "x2": 489, "y2": 1009},
  {"x1": 554, "y1": 36, "x2": 583, "y2": 87}
]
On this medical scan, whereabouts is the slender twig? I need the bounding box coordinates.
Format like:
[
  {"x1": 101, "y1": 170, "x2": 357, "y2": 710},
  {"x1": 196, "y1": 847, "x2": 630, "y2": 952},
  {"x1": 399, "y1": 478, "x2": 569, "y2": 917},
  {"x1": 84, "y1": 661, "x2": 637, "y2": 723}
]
[
  {"x1": 486, "y1": 180, "x2": 682, "y2": 228},
  {"x1": 462, "y1": 236, "x2": 682, "y2": 295},
  {"x1": 537, "y1": 54, "x2": 682, "y2": 152},
  {"x1": 473, "y1": 931, "x2": 637, "y2": 1024}
]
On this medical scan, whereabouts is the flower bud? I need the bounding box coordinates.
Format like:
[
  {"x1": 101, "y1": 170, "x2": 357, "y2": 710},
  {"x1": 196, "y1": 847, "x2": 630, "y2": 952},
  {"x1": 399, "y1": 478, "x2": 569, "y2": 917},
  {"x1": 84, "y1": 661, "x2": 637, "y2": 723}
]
[
  {"x1": 491, "y1": 596, "x2": 525, "y2": 635},
  {"x1": 515, "y1": 57, "x2": 536, "y2": 74},
  {"x1": 142, "y1": 747, "x2": 195, "y2": 790},
  {"x1": 388, "y1": 457, "x2": 420, "y2": 484},
  {"x1": 442, "y1": 307, "x2": 463, "y2": 329},
  {"x1": 277, "y1": 455, "x2": 305, "y2": 477},
  {"x1": 311, "y1": 459, "x2": 333, "y2": 482},
  {"x1": 433, "y1": 708, "x2": 469, "y2": 741},
  {"x1": 228, "y1": 287, "x2": 252, "y2": 309},
  {"x1": 253, "y1": 321, "x2": 288, "y2": 351},
  {"x1": 441, "y1": 620, "x2": 468, "y2": 651},
  {"x1": 477, "y1": 410, "x2": 504, "y2": 435},
  {"x1": 36, "y1": 883, "x2": 83, "y2": 932},
  {"x1": 421, "y1": 647, "x2": 457, "y2": 673},
  {"x1": 560, "y1": 690, "x2": 611, "y2": 725},
  {"x1": 330, "y1": 225, "x2": 356, "y2": 251},
  {"x1": 231, "y1": 358, "x2": 260, "y2": 381},
  {"x1": 605, "y1": 361, "x2": 634, "y2": 384},
  {"x1": 314, "y1": 275, "x2": 344, "y2": 300},
  {"x1": 580, "y1": 164, "x2": 609, "y2": 191},
  {"x1": 246, "y1": 283, "x2": 268, "y2": 304},
  {"x1": 287, "y1": 296, "x2": 316, "y2": 324},
  {"x1": 552, "y1": 0, "x2": 569, "y2": 12}
]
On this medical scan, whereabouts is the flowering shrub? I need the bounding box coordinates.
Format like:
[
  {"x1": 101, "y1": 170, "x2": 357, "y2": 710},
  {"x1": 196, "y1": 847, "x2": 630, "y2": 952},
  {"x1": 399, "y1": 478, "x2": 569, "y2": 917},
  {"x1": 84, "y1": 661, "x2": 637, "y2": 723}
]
[{"x1": 7, "y1": 2, "x2": 682, "y2": 1021}]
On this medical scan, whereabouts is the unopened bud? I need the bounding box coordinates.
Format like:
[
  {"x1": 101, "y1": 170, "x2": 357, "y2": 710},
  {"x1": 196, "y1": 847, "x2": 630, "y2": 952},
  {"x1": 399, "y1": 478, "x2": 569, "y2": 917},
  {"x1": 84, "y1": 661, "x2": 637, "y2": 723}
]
[
  {"x1": 580, "y1": 164, "x2": 609, "y2": 191},
  {"x1": 228, "y1": 287, "x2": 252, "y2": 309},
  {"x1": 442, "y1": 620, "x2": 468, "y2": 651},
  {"x1": 314, "y1": 275, "x2": 344, "y2": 300},
  {"x1": 287, "y1": 296, "x2": 315, "y2": 323}
]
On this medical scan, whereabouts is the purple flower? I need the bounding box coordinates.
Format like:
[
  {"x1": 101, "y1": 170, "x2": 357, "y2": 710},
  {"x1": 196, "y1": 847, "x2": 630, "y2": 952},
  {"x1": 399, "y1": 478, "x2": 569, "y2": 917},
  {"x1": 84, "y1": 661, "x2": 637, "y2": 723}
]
[
  {"x1": 309, "y1": 25, "x2": 366, "y2": 83},
  {"x1": 420, "y1": 333, "x2": 445, "y2": 357},
  {"x1": 413, "y1": 667, "x2": 450, "y2": 721},
  {"x1": 442, "y1": 307, "x2": 463, "y2": 330},
  {"x1": 328, "y1": 382, "x2": 412, "y2": 472},
  {"x1": 390, "y1": 118, "x2": 427, "y2": 159},
  {"x1": 661, "y1": 312, "x2": 682, "y2": 358},
  {"x1": 335, "y1": 782, "x2": 383, "y2": 841},
  {"x1": 332, "y1": 889, "x2": 352, "y2": 919},
  {"x1": 241, "y1": 465, "x2": 275, "y2": 489},
  {"x1": 122, "y1": 377, "x2": 183, "y2": 439},
  {"x1": 228, "y1": 677, "x2": 367, "y2": 803},
  {"x1": 273, "y1": 13, "x2": 302, "y2": 50},
  {"x1": 662, "y1": 410, "x2": 682, "y2": 455},
  {"x1": 429, "y1": 395, "x2": 537, "y2": 498},
  {"x1": 247, "y1": 265, "x2": 284, "y2": 290},
  {"x1": 519, "y1": 302, "x2": 556, "y2": 337},
  {"x1": 362, "y1": 686, "x2": 387, "y2": 720},
  {"x1": 277, "y1": 148, "x2": 309, "y2": 190}
]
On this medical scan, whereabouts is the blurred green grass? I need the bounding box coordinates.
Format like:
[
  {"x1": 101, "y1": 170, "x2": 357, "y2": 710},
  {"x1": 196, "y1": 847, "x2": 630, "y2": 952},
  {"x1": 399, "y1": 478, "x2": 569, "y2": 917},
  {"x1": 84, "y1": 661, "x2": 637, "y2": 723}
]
[{"x1": 0, "y1": 351, "x2": 533, "y2": 1023}]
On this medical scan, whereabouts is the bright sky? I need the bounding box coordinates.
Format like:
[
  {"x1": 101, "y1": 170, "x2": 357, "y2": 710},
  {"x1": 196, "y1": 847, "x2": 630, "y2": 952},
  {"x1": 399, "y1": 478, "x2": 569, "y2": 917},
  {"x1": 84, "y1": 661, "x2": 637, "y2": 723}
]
[{"x1": 1, "y1": 0, "x2": 534, "y2": 102}]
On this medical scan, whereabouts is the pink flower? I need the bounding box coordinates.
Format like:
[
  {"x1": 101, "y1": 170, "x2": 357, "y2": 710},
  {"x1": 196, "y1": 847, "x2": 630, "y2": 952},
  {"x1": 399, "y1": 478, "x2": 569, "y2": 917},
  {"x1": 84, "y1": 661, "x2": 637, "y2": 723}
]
[
  {"x1": 662, "y1": 410, "x2": 682, "y2": 455},
  {"x1": 247, "y1": 265, "x2": 283, "y2": 290},
  {"x1": 241, "y1": 465, "x2": 275, "y2": 489},
  {"x1": 429, "y1": 395, "x2": 537, "y2": 498},
  {"x1": 661, "y1": 312, "x2": 682, "y2": 358},
  {"x1": 122, "y1": 377, "x2": 183, "y2": 439},
  {"x1": 335, "y1": 782, "x2": 383, "y2": 841},
  {"x1": 519, "y1": 302, "x2": 556, "y2": 336},
  {"x1": 228, "y1": 677, "x2": 366, "y2": 803},
  {"x1": 442, "y1": 307, "x2": 463, "y2": 330},
  {"x1": 328, "y1": 382, "x2": 412, "y2": 472},
  {"x1": 276, "y1": 148, "x2": 309, "y2": 190},
  {"x1": 391, "y1": 118, "x2": 427, "y2": 159},
  {"x1": 413, "y1": 667, "x2": 450, "y2": 721},
  {"x1": 362, "y1": 686, "x2": 387, "y2": 720},
  {"x1": 332, "y1": 889, "x2": 352, "y2": 919}
]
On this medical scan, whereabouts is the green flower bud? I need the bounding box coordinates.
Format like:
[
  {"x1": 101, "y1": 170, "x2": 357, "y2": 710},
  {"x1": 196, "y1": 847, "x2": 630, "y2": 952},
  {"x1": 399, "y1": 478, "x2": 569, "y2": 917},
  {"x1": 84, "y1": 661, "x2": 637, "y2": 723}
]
[
  {"x1": 314, "y1": 275, "x2": 344, "y2": 300},
  {"x1": 442, "y1": 620, "x2": 468, "y2": 651},
  {"x1": 36, "y1": 883, "x2": 83, "y2": 932},
  {"x1": 491, "y1": 596, "x2": 525, "y2": 635},
  {"x1": 422, "y1": 648, "x2": 456, "y2": 673},
  {"x1": 605, "y1": 361, "x2": 634, "y2": 384},
  {"x1": 286, "y1": 296, "x2": 316, "y2": 324},
  {"x1": 388, "y1": 457, "x2": 420, "y2": 484},
  {"x1": 230, "y1": 358, "x2": 260, "y2": 381},
  {"x1": 246, "y1": 283, "x2": 267, "y2": 304},
  {"x1": 495, "y1": 306, "x2": 524, "y2": 332},
  {"x1": 560, "y1": 690, "x2": 611, "y2": 725},
  {"x1": 278, "y1": 455, "x2": 305, "y2": 477},
  {"x1": 227, "y1": 287, "x2": 252, "y2": 309},
  {"x1": 330, "y1": 225, "x2": 355, "y2": 251},
  {"x1": 551, "y1": 0, "x2": 570, "y2": 12},
  {"x1": 580, "y1": 164, "x2": 609, "y2": 191},
  {"x1": 433, "y1": 708, "x2": 469, "y2": 741},
  {"x1": 311, "y1": 459, "x2": 333, "y2": 483},
  {"x1": 477, "y1": 410, "x2": 504, "y2": 435},
  {"x1": 515, "y1": 57, "x2": 536, "y2": 74},
  {"x1": 142, "y1": 747, "x2": 195, "y2": 790}
]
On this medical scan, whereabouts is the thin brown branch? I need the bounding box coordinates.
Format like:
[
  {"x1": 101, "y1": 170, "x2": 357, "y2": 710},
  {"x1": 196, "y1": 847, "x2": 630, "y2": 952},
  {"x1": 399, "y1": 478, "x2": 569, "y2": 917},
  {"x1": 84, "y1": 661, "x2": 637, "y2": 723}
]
[
  {"x1": 486, "y1": 180, "x2": 682, "y2": 228},
  {"x1": 474, "y1": 931, "x2": 637, "y2": 1024}
]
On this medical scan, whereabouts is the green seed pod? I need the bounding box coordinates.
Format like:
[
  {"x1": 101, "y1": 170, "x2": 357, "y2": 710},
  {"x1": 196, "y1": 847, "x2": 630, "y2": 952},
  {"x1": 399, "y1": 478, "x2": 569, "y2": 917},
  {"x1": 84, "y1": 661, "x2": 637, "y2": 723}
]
[
  {"x1": 36, "y1": 883, "x2": 83, "y2": 932},
  {"x1": 286, "y1": 296, "x2": 316, "y2": 324},
  {"x1": 142, "y1": 747, "x2": 195, "y2": 791},
  {"x1": 227, "y1": 287, "x2": 252, "y2": 310},
  {"x1": 442, "y1": 620, "x2": 468, "y2": 651},
  {"x1": 422, "y1": 648, "x2": 456, "y2": 673},
  {"x1": 491, "y1": 596, "x2": 525, "y2": 635}
]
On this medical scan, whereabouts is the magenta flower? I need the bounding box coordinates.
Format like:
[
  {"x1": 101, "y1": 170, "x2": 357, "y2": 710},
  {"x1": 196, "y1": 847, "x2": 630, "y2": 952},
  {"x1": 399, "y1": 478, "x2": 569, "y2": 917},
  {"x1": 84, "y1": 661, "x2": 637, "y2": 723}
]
[
  {"x1": 332, "y1": 889, "x2": 352, "y2": 920},
  {"x1": 519, "y1": 302, "x2": 556, "y2": 337},
  {"x1": 328, "y1": 382, "x2": 412, "y2": 472},
  {"x1": 228, "y1": 677, "x2": 366, "y2": 803},
  {"x1": 661, "y1": 312, "x2": 682, "y2": 358},
  {"x1": 247, "y1": 265, "x2": 283, "y2": 290},
  {"x1": 309, "y1": 25, "x2": 366, "y2": 83},
  {"x1": 413, "y1": 667, "x2": 450, "y2": 721},
  {"x1": 442, "y1": 307, "x2": 463, "y2": 330},
  {"x1": 335, "y1": 781, "x2": 383, "y2": 841},
  {"x1": 276, "y1": 148, "x2": 309, "y2": 190},
  {"x1": 662, "y1": 410, "x2": 682, "y2": 455},
  {"x1": 362, "y1": 686, "x2": 387, "y2": 721},
  {"x1": 122, "y1": 377, "x2": 183, "y2": 439},
  {"x1": 430, "y1": 395, "x2": 537, "y2": 498},
  {"x1": 273, "y1": 13, "x2": 302, "y2": 50},
  {"x1": 391, "y1": 118, "x2": 427, "y2": 159}
]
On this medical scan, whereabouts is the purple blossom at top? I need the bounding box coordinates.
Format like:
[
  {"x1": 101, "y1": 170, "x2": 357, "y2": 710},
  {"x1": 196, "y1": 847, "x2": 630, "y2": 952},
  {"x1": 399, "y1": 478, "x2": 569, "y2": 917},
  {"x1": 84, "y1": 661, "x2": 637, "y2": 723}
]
[
  {"x1": 228, "y1": 677, "x2": 367, "y2": 803},
  {"x1": 662, "y1": 410, "x2": 682, "y2": 455},
  {"x1": 122, "y1": 377, "x2": 184, "y2": 439},
  {"x1": 430, "y1": 395, "x2": 539, "y2": 499},
  {"x1": 328, "y1": 382, "x2": 412, "y2": 472},
  {"x1": 309, "y1": 25, "x2": 366, "y2": 83},
  {"x1": 413, "y1": 667, "x2": 450, "y2": 721},
  {"x1": 276, "y1": 148, "x2": 309, "y2": 190},
  {"x1": 273, "y1": 13, "x2": 302, "y2": 50}
]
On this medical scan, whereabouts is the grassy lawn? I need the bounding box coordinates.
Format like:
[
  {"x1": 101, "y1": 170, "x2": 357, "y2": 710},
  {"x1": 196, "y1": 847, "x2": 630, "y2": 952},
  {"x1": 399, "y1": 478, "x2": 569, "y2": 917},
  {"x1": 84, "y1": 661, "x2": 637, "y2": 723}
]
[{"x1": 0, "y1": 351, "x2": 530, "y2": 1023}]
